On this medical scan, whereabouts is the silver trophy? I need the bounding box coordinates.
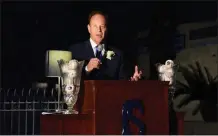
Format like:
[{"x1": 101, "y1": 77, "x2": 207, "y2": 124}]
[
  {"x1": 156, "y1": 59, "x2": 179, "y2": 100},
  {"x1": 156, "y1": 60, "x2": 177, "y2": 86},
  {"x1": 57, "y1": 59, "x2": 84, "y2": 114}
]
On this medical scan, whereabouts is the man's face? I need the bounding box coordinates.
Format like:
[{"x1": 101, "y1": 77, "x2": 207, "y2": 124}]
[{"x1": 88, "y1": 14, "x2": 107, "y2": 45}]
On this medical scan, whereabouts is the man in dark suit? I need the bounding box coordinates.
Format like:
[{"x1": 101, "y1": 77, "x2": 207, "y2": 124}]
[{"x1": 69, "y1": 11, "x2": 142, "y2": 81}]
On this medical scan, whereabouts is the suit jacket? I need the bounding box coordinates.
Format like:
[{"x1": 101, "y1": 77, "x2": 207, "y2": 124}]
[{"x1": 68, "y1": 40, "x2": 127, "y2": 80}]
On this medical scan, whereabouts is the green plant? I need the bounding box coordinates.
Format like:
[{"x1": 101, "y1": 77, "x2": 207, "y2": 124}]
[{"x1": 175, "y1": 61, "x2": 218, "y2": 122}]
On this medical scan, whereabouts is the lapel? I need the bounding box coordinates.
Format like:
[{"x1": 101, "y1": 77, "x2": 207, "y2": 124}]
[
  {"x1": 101, "y1": 46, "x2": 117, "y2": 70},
  {"x1": 84, "y1": 40, "x2": 95, "y2": 59}
]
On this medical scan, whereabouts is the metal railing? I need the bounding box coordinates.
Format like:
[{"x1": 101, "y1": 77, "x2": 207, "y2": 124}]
[{"x1": 0, "y1": 88, "x2": 65, "y2": 135}]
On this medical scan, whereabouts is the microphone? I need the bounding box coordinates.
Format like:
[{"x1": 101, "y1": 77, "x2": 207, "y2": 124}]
[
  {"x1": 97, "y1": 44, "x2": 103, "y2": 52},
  {"x1": 96, "y1": 44, "x2": 104, "y2": 63}
]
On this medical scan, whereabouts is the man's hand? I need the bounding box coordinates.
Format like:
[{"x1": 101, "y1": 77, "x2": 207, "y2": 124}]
[
  {"x1": 86, "y1": 58, "x2": 102, "y2": 72},
  {"x1": 130, "y1": 65, "x2": 142, "y2": 81}
]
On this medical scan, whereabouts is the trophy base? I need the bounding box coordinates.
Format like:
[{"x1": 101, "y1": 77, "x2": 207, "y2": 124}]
[{"x1": 63, "y1": 109, "x2": 78, "y2": 114}]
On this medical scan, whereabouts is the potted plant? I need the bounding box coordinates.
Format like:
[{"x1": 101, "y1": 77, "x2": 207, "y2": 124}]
[{"x1": 175, "y1": 61, "x2": 218, "y2": 122}]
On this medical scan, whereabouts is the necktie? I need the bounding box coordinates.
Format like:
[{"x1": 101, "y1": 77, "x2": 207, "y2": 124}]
[{"x1": 96, "y1": 46, "x2": 102, "y2": 60}]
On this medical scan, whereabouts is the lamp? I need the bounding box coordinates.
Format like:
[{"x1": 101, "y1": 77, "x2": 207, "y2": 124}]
[{"x1": 45, "y1": 50, "x2": 72, "y2": 112}]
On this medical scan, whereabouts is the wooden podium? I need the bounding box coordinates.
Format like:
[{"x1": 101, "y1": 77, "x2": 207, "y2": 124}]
[{"x1": 40, "y1": 80, "x2": 184, "y2": 135}]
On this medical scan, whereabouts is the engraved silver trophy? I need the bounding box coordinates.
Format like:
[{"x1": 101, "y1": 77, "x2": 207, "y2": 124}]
[
  {"x1": 57, "y1": 59, "x2": 84, "y2": 114},
  {"x1": 156, "y1": 60, "x2": 179, "y2": 99},
  {"x1": 156, "y1": 60, "x2": 177, "y2": 85}
]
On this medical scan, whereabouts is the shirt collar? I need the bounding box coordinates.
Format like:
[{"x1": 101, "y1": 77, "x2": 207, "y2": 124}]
[
  {"x1": 89, "y1": 38, "x2": 105, "y2": 49},
  {"x1": 90, "y1": 38, "x2": 98, "y2": 49}
]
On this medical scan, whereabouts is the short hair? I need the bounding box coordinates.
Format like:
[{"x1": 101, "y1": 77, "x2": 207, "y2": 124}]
[{"x1": 88, "y1": 10, "x2": 108, "y2": 25}]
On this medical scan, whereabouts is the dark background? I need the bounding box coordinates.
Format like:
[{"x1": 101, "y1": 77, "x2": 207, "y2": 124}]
[{"x1": 2, "y1": 2, "x2": 217, "y2": 88}]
